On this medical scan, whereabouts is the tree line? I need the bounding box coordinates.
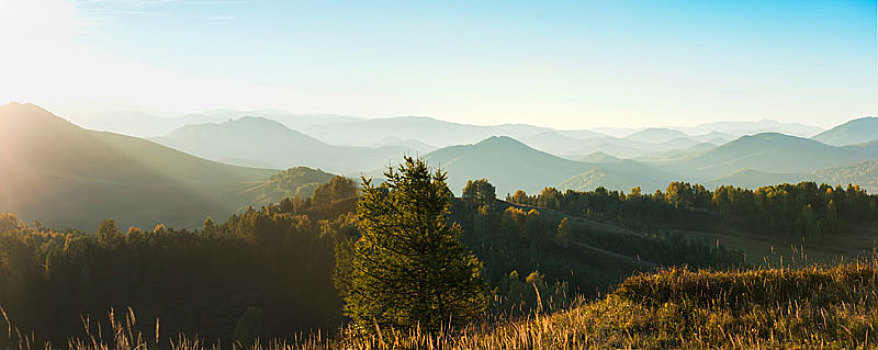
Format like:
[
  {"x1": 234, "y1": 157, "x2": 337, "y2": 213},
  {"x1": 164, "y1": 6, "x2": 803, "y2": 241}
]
[{"x1": 507, "y1": 181, "x2": 878, "y2": 237}]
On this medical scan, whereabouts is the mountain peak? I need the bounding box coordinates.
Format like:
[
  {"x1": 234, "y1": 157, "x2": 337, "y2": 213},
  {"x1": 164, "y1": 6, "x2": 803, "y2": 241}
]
[
  {"x1": 0, "y1": 102, "x2": 79, "y2": 132},
  {"x1": 1, "y1": 101, "x2": 50, "y2": 115},
  {"x1": 228, "y1": 115, "x2": 289, "y2": 128},
  {"x1": 625, "y1": 127, "x2": 690, "y2": 144},
  {"x1": 582, "y1": 151, "x2": 621, "y2": 163},
  {"x1": 749, "y1": 132, "x2": 790, "y2": 139},
  {"x1": 475, "y1": 135, "x2": 526, "y2": 147}
]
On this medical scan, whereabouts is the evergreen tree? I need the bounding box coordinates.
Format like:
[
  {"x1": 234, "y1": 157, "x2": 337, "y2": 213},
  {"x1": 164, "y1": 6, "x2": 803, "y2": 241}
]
[{"x1": 342, "y1": 157, "x2": 488, "y2": 332}]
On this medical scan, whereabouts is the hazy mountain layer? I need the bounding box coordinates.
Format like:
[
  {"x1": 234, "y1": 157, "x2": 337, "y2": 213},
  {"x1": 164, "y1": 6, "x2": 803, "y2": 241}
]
[
  {"x1": 812, "y1": 117, "x2": 878, "y2": 146},
  {"x1": 153, "y1": 117, "x2": 413, "y2": 174},
  {"x1": 655, "y1": 133, "x2": 878, "y2": 180},
  {"x1": 423, "y1": 136, "x2": 675, "y2": 195},
  {"x1": 0, "y1": 103, "x2": 277, "y2": 230}
]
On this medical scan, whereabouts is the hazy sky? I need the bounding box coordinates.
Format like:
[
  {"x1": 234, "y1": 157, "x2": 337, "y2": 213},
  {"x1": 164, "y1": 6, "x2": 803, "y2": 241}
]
[{"x1": 1, "y1": 0, "x2": 876, "y2": 128}]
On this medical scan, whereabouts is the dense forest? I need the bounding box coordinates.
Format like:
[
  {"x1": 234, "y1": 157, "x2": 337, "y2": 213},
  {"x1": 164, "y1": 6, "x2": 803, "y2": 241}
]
[{"x1": 0, "y1": 173, "x2": 875, "y2": 346}]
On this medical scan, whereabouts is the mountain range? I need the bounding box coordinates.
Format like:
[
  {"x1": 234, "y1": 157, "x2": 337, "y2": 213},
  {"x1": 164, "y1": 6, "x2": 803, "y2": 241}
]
[
  {"x1": 4, "y1": 102, "x2": 878, "y2": 229},
  {"x1": 63, "y1": 106, "x2": 835, "y2": 154}
]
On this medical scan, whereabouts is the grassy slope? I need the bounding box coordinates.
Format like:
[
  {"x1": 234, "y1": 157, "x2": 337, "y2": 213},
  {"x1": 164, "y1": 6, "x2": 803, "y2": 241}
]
[{"x1": 447, "y1": 262, "x2": 878, "y2": 349}]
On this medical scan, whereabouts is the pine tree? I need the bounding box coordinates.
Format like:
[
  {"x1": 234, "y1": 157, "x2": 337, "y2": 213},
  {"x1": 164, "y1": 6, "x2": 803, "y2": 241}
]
[{"x1": 342, "y1": 157, "x2": 487, "y2": 332}]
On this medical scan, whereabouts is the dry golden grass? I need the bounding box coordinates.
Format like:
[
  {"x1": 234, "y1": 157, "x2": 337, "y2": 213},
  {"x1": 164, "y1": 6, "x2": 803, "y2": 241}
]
[{"x1": 7, "y1": 261, "x2": 878, "y2": 349}]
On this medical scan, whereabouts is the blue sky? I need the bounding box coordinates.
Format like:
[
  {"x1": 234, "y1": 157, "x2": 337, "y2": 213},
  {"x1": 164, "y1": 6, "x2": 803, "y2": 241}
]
[{"x1": 2, "y1": 0, "x2": 876, "y2": 128}]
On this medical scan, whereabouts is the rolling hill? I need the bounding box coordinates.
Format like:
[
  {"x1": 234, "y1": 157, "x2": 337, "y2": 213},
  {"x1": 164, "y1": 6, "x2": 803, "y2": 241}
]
[
  {"x1": 558, "y1": 160, "x2": 676, "y2": 193},
  {"x1": 422, "y1": 136, "x2": 675, "y2": 195},
  {"x1": 657, "y1": 133, "x2": 878, "y2": 180},
  {"x1": 153, "y1": 117, "x2": 411, "y2": 173},
  {"x1": 0, "y1": 103, "x2": 277, "y2": 230},
  {"x1": 812, "y1": 117, "x2": 878, "y2": 146},
  {"x1": 424, "y1": 136, "x2": 586, "y2": 195},
  {"x1": 243, "y1": 167, "x2": 338, "y2": 206}
]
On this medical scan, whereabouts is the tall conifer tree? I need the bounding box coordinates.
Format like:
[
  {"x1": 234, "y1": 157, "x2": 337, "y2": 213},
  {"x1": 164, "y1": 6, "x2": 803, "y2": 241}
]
[{"x1": 342, "y1": 157, "x2": 487, "y2": 332}]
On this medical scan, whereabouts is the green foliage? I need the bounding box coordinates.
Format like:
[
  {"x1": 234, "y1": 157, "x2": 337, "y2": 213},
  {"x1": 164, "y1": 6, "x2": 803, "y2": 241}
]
[
  {"x1": 0, "y1": 195, "x2": 358, "y2": 345},
  {"x1": 461, "y1": 179, "x2": 496, "y2": 208},
  {"x1": 341, "y1": 157, "x2": 488, "y2": 332},
  {"x1": 509, "y1": 181, "x2": 878, "y2": 237},
  {"x1": 455, "y1": 190, "x2": 743, "y2": 316}
]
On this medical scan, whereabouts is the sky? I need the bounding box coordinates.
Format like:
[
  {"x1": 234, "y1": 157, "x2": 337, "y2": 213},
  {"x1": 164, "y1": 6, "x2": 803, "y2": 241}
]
[{"x1": 0, "y1": 0, "x2": 876, "y2": 129}]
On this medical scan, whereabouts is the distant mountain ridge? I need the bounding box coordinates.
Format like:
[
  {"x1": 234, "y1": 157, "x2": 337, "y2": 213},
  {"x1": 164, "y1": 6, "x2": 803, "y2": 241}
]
[
  {"x1": 625, "y1": 128, "x2": 691, "y2": 144},
  {"x1": 423, "y1": 136, "x2": 675, "y2": 195},
  {"x1": 154, "y1": 117, "x2": 413, "y2": 173},
  {"x1": 674, "y1": 119, "x2": 825, "y2": 138},
  {"x1": 655, "y1": 133, "x2": 878, "y2": 180},
  {"x1": 812, "y1": 117, "x2": 878, "y2": 146}
]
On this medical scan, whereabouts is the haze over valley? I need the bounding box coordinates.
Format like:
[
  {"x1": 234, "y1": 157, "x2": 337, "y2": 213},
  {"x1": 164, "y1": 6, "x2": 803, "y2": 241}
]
[{"x1": 3, "y1": 101, "x2": 877, "y2": 230}]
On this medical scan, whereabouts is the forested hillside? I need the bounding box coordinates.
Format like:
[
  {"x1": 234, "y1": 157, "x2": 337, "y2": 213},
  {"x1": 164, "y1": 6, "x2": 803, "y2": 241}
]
[{"x1": 0, "y1": 172, "x2": 752, "y2": 346}]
